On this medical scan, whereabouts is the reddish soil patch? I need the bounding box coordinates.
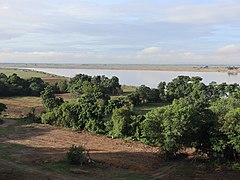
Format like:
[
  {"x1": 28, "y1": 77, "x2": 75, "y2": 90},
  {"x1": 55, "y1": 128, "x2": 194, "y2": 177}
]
[
  {"x1": 2, "y1": 122, "x2": 240, "y2": 179},
  {"x1": 42, "y1": 77, "x2": 67, "y2": 83},
  {"x1": 4, "y1": 124, "x2": 160, "y2": 172},
  {"x1": 3, "y1": 105, "x2": 44, "y2": 117}
]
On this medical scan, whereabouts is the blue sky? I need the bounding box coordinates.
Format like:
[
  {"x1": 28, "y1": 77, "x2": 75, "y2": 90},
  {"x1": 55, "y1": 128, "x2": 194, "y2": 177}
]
[{"x1": 0, "y1": 0, "x2": 240, "y2": 64}]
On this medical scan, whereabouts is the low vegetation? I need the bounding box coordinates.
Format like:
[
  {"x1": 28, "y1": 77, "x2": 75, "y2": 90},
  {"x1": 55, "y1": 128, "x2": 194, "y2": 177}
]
[
  {"x1": 66, "y1": 145, "x2": 86, "y2": 165},
  {"x1": 40, "y1": 74, "x2": 240, "y2": 162}
]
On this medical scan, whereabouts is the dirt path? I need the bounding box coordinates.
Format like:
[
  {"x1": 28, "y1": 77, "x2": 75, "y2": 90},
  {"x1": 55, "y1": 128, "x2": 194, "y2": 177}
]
[{"x1": 0, "y1": 118, "x2": 17, "y2": 127}]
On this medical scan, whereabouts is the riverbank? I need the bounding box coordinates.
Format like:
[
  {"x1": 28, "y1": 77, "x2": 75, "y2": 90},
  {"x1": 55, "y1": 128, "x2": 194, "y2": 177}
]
[{"x1": 1, "y1": 63, "x2": 240, "y2": 73}]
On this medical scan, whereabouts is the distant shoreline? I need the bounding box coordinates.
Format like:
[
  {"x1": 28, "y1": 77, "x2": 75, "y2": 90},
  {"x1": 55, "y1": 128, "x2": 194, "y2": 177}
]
[{"x1": 1, "y1": 63, "x2": 240, "y2": 73}]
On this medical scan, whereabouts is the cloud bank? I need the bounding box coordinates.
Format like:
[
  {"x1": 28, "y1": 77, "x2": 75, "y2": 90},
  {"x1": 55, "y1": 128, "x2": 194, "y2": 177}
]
[{"x1": 0, "y1": 0, "x2": 240, "y2": 64}]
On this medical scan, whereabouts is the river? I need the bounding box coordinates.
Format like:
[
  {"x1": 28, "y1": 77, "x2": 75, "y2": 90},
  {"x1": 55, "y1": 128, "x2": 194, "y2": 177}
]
[{"x1": 28, "y1": 68, "x2": 240, "y2": 87}]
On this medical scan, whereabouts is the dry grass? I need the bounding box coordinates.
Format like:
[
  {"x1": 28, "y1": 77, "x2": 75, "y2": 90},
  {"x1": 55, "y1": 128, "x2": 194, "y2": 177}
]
[
  {"x1": 0, "y1": 68, "x2": 56, "y2": 79},
  {"x1": 0, "y1": 96, "x2": 43, "y2": 117},
  {"x1": 0, "y1": 97, "x2": 42, "y2": 108},
  {"x1": 0, "y1": 94, "x2": 72, "y2": 117}
]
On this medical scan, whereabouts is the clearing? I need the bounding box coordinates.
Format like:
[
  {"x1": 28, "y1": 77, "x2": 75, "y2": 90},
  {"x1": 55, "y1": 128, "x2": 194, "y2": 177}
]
[{"x1": 1, "y1": 118, "x2": 240, "y2": 179}]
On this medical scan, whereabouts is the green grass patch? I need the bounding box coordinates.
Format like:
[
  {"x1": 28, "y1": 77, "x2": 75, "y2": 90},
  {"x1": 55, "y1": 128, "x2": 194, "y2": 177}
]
[
  {"x1": 133, "y1": 103, "x2": 168, "y2": 115},
  {"x1": 122, "y1": 85, "x2": 137, "y2": 94},
  {"x1": 41, "y1": 160, "x2": 150, "y2": 180},
  {"x1": 0, "y1": 68, "x2": 56, "y2": 79},
  {"x1": 230, "y1": 162, "x2": 240, "y2": 170},
  {"x1": 41, "y1": 160, "x2": 72, "y2": 175},
  {"x1": 0, "y1": 143, "x2": 27, "y2": 161},
  {"x1": 0, "y1": 118, "x2": 30, "y2": 136},
  {"x1": 0, "y1": 96, "x2": 42, "y2": 106}
]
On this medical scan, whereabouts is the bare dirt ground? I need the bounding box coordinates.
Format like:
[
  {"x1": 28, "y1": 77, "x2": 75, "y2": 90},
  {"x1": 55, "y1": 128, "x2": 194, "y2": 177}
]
[
  {"x1": 3, "y1": 123, "x2": 159, "y2": 172},
  {"x1": 1, "y1": 119, "x2": 240, "y2": 179},
  {"x1": 42, "y1": 77, "x2": 67, "y2": 83}
]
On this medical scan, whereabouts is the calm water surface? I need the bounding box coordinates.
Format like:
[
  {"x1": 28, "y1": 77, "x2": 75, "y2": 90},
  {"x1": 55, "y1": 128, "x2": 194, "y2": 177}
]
[{"x1": 29, "y1": 68, "x2": 240, "y2": 87}]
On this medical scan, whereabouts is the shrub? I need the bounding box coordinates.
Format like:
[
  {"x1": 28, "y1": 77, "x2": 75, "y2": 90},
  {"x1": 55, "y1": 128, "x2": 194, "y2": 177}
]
[
  {"x1": 66, "y1": 145, "x2": 86, "y2": 165},
  {"x1": 110, "y1": 106, "x2": 135, "y2": 138},
  {"x1": 142, "y1": 97, "x2": 215, "y2": 156}
]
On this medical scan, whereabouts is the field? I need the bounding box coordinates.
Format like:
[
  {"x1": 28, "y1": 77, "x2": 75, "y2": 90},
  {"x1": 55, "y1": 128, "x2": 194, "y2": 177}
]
[
  {"x1": 0, "y1": 68, "x2": 55, "y2": 78},
  {"x1": 0, "y1": 96, "x2": 43, "y2": 117},
  {"x1": 1, "y1": 118, "x2": 240, "y2": 179},
  {"x1": 0, "y1": 94, "x2": 71, "y2": 117},
  {"x1": 0, "y1": 68, "x2": 67, "y2": 83}
]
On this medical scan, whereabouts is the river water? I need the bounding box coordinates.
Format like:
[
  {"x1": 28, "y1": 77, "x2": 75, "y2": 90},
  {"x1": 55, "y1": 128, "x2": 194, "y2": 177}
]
[{"x1": 28, "y1": 68, "x2": 240, "y2": 88}]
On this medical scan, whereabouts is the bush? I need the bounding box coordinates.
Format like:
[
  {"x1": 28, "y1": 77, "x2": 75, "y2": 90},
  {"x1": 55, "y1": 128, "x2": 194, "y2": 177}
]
[
  {"x1": 66, "y1": 145, "x2": 86, "y2": 165},
  {"x1": 142, "y1": 97, "x2": 215, "y2": 156},
  {"x1": 110, "y1": 106, "x2": 135, "y2": 138}
]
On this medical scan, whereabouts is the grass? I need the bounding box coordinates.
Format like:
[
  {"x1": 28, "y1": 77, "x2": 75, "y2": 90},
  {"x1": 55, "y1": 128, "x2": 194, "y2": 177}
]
[
  {"x1": 230, "y1": 162, "x2": 240, "y2": 170},
  {"x1": 41, "y1": 160, "x2": 72, "y2": 176},
  {"x1": 0, "y1": 68, "x2": 57, "y2": 79},
  {"x1": 133, "y1": 103, "x2": 168, "y2": 114},
  {"x1": 0, "y1": 118, "x2": 29, "y2": 136},
  {"x1": 0, "y1": 96, "x2": 42, "y2": 107},
  {"x1": 0, "y1": 96, "x2": 43, "y2": 117},
  {"x1": 41, "y1": 160, "x2": 150, "y2": 180},
  {"x1": 122, "y1": 85, "x2": 137, "y2": 94},
  {"x1": 0, "y1": 143, "x2": 27, "y2": 161}
]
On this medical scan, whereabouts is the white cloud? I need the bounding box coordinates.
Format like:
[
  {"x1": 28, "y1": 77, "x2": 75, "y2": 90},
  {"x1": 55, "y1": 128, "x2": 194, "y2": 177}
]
[
  {"x1": 0, "y1": 48, "x2": 240, "y2": 65},
  {"x1": 138, "y1": 47, "x2": 161, "y2": 55},
  {"x1": 216, "y1": 44, "x2": 240, "y2": 54},
  {"x1": 158, "y1": 2, "x2": 240, "y2": 25}
]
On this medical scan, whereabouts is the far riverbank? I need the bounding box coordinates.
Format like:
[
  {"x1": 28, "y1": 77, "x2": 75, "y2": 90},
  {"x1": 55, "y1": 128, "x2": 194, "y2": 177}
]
[{"x1": 1, "y1": 63, "x2": 240, "y2": 73}]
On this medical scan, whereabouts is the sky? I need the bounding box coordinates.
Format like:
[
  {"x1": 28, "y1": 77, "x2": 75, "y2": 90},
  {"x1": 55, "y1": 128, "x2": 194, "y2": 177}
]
[{"x1": 0, "y1": 0, "x2": 240, "y2": 64}]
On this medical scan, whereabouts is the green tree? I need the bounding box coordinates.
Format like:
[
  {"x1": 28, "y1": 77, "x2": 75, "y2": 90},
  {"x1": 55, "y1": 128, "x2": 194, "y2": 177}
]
[
  {"x1": 158, "y1": 81, "x2": 166, "y2": 101},
  {"x1": 57, "y1": 79, "x2": 69, "y2": 93},
  {"x1": 41, "y1": 85, "x2": 63, "y2": 110},
  {"x1": 165, "y1": 76, "x2": 192, "y2": 101},
  {"x1": 142, "y1": 97, "x2": 215, "y2": 156},
  {"x1": 210, "y1": 93, "x2": 240, "y2": 159},
  {"x1": 223, "y1": 108, "x2": 240, "y2": 154},
  {"x1": 110, "y1": 106, "x2": 135, "y2": 138}
]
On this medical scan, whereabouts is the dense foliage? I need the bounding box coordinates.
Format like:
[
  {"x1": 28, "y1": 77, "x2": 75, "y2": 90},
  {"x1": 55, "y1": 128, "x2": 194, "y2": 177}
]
[
  {"x1": 0, "y1": 73, "x2": 48, "y2": 96},
  {"x1": 41, "y1": 85, "x2": 64, "y2": 110},
  {"x1": 41, "y1": 73, "x2": 240, "y2": 160},
  {"x1": 68, "y1": 73, "x2": 121, "y2": 96},
  {"x1": 142, "y1": 97, "x2": 215, "y2": 155}
]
